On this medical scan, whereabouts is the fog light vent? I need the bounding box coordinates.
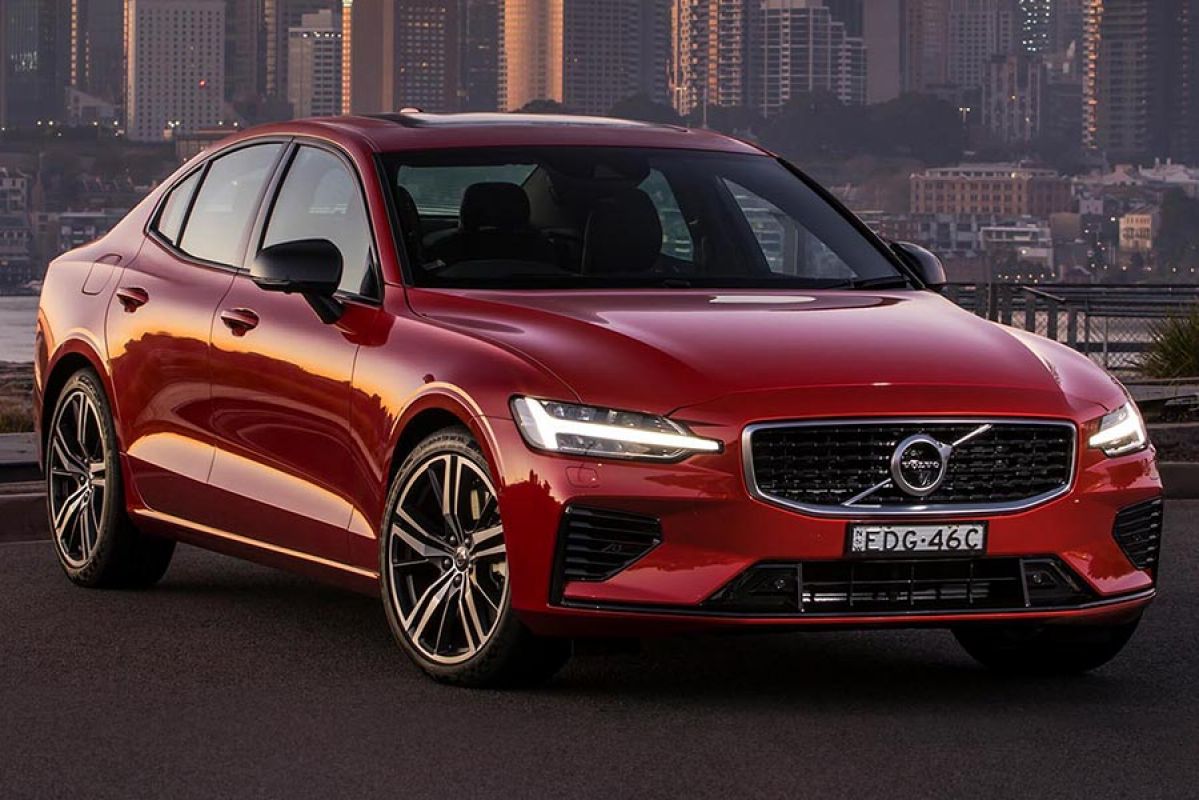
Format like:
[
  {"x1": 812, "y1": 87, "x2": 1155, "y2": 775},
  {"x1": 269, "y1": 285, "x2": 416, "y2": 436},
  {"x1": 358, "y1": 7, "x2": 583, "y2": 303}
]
[
  {"x1": 558, "y1": 506, "x2": 662, "y2": 583},
  {"x1": 1113, "y1": 498, "x2": 1164, "y2": 571}
]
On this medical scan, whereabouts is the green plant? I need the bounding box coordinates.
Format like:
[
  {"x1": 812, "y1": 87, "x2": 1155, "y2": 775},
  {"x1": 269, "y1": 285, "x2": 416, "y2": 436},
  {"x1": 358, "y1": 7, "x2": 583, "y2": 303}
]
[{"x1": 1141, "y1": 308, "x2": 1199, "y2": 379}]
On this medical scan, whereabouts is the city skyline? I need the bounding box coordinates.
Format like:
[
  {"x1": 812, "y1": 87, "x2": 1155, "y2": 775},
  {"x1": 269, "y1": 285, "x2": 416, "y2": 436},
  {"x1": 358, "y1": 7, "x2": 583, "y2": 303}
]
[
  {"x1": 0, "y1": 0, "x2": 1187, "y2": 166},
  {"x1": 2, "y1": 0, "x2": 1199, "y2": 291}
]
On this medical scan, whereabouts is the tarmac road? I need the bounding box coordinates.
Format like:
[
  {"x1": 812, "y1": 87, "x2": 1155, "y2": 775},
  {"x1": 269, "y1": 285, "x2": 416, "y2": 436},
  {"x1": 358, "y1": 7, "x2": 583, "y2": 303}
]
[{"x1": 1, "y1": 502, "x2": 1195, "y2": 799}]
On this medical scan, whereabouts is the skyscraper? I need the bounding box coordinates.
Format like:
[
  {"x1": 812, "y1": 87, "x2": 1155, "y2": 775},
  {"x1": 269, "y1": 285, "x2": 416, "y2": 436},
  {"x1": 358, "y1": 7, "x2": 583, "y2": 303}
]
[
  {"x1": 500, "y1": 0, "x2": 667, "y2": 114},
  {"x1": 824, "y1": 0, "x2": 863, "y2": 36},
  {"x1": 2, "y1": 0, "x2": 70, "y2": 127},
  {"x1": 754, "y1": 0, "x2": 867, "y2": 115},
  {"x1": 1082, "y1": 0, "x2": 1179, "y2": 162},
  {"x1": 264, "y1": 0, "x2": 334, "y2": 102},
  {"x1": 226, "y1": 0, "x2": 266, "y2": 109},
  {"x1": 68, "y1": 0, "x2": 124, "y2": 105},
  {"x1": 461, "y1": 0, "x2": 499, "y2": 111},
  {"x1": 864, "y1": 0, "x2": 901, "y2": 103},
  {"x1": 1018, "y1": 0, "x2": 1052, "y2": 53},
  {"x1": 125, "y1": 0, "x2": 225, "y2": 141},
  {"x1": 670, "y1": 0, "x2": 749, "y2": 116},
  {"x1": 287, "y1": 7, "x2": 340, "y2": 117},
  {"x1": 347, "y1": 0, "x2": 459, "y2": 113},
  {"x1": 901, "y1": 0, "x2": 950, "y2": 93}
]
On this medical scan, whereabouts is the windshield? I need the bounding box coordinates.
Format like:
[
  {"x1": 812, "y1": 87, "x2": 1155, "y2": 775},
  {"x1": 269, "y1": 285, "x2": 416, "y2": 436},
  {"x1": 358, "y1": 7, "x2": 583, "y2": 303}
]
[{"x1": 384, "y1": 147, "x2": 909, "y2": 290}]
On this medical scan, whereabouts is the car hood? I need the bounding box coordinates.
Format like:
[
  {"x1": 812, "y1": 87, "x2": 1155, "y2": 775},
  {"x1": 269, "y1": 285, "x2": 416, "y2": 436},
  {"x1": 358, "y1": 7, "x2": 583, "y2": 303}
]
[{"x1": 407, "y1": 288, "x2": 1125, "y2": 420}]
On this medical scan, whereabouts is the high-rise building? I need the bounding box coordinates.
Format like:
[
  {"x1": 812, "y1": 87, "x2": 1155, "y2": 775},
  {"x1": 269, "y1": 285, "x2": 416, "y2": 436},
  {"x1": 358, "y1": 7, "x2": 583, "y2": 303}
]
[
  {"x1": 754, "y1": 0, "x2": 867, "y2": 115},
  {"x1": 1082, "y1": 0, "x2": 1185, "y2": 162},
  {"x1": 670, "y1": 0, "x2": 750, "y2": 116},
  {"x1": 347, "y1": 0, "x2": 458, "y2": 113},
  {"x1": 264, "y1": 0, "x2": 334, "y2": 101},
  {"x1": 901, "y1": 0, "x2": 950, "y2": 93},
  {"x1": 498, "y1": 0, "x2": 560, "y2": 110},
  {"x1": 1017, "y1": 0, "x2": 1052, "y2": 53},
  {"x1": 125, "y1": 0, "x2": 225, "y2": 141},
  {"x1": 2, "y1": 0, "x2": 70, "y2": 127},
  {"x1": 67, "y1": 0, "x2": 125, "y2": 106},
  {"x1": 499, "y1": 0, "x2": 666, "y2": 114},
  {"x1": 947, "y1": 0, "x2": 1015, "y2": 93},
  {"x1": 226, "y1": 0, "x2": 266, "y2": 108},
  {"x1": 287, "y1": 8, "x2": 340, "y2": 117},
  {"x1": 983, "y1": 52, "x2": 1045, "y2": 142},
  {"x1": 461, "y1": 0, "x2": 499, "y2": 111},
  {"x1": 864, "y1": 0, "x2": 901, "y2": 103},
  {"x1": 1050, "y1": 0, "x2": 1083, "y2": 52},
  {"x1": 824, "y1": 0, "x2": 862, "y2": 36}
]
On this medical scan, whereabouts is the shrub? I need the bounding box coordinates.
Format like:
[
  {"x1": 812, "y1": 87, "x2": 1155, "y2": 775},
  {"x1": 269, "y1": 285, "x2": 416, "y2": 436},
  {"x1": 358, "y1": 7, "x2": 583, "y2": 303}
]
[{"x1": 1141, "y1": 308, "x2": 1199, "y2": 379}]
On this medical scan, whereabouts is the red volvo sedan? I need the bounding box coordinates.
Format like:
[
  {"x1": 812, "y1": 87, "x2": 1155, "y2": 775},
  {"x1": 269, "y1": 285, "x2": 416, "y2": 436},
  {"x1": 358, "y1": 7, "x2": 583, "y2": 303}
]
[{"x1": 35, "y1": 113, "x2": 1162, "y2": 686}]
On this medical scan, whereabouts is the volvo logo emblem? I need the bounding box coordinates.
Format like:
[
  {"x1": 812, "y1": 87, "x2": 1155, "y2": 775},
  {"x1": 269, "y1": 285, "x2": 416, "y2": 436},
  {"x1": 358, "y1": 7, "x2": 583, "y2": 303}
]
[{"x1": 890, "y1": 435, "x2": 952, "y2": 497}]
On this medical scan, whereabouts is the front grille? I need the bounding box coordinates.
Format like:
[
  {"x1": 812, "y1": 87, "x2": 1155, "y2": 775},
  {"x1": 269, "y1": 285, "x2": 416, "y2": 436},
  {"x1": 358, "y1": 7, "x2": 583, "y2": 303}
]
[
  {"x1": 1113, "y1": 498, "x2": 1164, "y2": 571},
  {"x1": 557, "y1": 506, "x2": 662, "y2": 582},
  {"x1": 747, "y1": 419, "x2": 1075, "y2": 513},
  {"x1": 704, "y1": 557, "x2": 1093, "y2": 616}
]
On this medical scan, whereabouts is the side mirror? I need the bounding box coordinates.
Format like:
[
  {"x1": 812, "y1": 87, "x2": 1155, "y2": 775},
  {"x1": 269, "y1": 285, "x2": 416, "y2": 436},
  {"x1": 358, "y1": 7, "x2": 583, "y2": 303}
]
[
  {"x1": 892, "y1": 241, "x2": 947, "y2": 293},
  {"x1": 251, "y1": 239, "x2": 345, "y2": 323}
]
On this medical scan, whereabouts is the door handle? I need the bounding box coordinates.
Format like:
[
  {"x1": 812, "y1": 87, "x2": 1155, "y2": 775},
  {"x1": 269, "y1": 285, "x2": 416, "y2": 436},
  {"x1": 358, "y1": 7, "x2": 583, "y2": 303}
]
[
  {"x1": 219, "y1": 308, "x2": 260, "y2": 337},
  {"x1": 115, "y1": 287, "x2": 149, "y2": 312}
]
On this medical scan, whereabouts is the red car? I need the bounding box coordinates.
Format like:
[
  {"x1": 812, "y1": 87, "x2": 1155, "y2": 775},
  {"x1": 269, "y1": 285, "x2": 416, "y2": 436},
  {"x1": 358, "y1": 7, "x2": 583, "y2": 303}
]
[{"x1": 35, "y1": 113, "x2": 1162, "y2": 686}]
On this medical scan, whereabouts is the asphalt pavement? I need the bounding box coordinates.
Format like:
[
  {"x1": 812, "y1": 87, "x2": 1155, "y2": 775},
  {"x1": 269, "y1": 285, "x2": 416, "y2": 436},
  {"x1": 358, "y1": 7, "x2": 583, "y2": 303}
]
[{"x1": 1, "y1": 503, "x2": 1195, "y2": 799}]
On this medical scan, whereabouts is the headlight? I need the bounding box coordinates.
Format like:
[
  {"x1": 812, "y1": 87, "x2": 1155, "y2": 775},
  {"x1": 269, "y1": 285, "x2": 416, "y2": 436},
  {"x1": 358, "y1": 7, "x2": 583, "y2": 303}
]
[
  {"x1": 1088, "y1": 402, "x2": 1148, "y2": 457},
  {"x1": 511, "y1": 397, "x2": 722, "y2": 461}
]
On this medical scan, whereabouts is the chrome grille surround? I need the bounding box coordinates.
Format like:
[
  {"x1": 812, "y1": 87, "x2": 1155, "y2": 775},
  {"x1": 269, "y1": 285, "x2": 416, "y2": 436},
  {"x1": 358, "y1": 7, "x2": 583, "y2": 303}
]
[{"x1": 743, "y1": 418, "x2": 1078, "y2": 517}]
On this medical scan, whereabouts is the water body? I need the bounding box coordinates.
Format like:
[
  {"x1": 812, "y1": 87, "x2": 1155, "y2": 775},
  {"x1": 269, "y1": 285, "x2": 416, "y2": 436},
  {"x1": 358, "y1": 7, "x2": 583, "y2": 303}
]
[{"x1": 0, "y1": 296, "x2": 39, "y2": 363}]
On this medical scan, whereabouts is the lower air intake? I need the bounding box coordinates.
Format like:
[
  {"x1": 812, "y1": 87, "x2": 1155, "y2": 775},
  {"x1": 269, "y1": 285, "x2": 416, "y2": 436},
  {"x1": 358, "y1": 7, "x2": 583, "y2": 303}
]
[
  {"x1": 704, "y1": 557, "x2": 1093, "y2": 616},
  {"x1": 1113, "y1": 498, "x2": 1164, "y2": 571},
  {"x1": 557, "y1": 506, "x2": 662, "y2": 583}
]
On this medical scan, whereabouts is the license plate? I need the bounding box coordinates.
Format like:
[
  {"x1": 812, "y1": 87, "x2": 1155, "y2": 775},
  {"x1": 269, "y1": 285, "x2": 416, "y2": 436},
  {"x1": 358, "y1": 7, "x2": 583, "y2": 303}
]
[{"x1": 847, "y1": 523, "x2": 987, "y2": 556}]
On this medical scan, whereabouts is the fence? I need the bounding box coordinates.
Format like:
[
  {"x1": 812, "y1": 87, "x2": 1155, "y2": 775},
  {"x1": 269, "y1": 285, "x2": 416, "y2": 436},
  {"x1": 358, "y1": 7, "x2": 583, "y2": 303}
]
[{"x1": 943, "y1": 283, "x2": 1199, "y2": 374}]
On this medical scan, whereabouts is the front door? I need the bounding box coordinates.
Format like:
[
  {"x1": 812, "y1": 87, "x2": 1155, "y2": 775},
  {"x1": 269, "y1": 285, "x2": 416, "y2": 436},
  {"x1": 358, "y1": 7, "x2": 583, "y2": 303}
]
[{"x1": 203, "y1": 143, "x2": 381, "y2": 563}]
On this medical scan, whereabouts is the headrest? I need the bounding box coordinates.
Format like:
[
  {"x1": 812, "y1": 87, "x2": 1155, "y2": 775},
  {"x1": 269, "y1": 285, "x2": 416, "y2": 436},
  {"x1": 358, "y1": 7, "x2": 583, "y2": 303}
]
[
  {"x1": 583, "y1": 189, "x2": 663, "y2": 274},
  {"x1": 460, "y1": 182, "x2": 531, "y2": 232},
  {"x1": 393, "y1": 185, "x2": 423, "y2": 263}
]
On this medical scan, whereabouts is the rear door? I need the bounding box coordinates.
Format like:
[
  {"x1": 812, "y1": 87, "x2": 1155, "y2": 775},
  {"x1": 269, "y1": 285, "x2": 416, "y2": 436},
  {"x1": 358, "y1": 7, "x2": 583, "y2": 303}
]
[
  {"x1": 202, "y1": 142, "x2": 382, "y2": 563},
  {"x1": 108, "y1": 141, "x2": 286, "y2": 521}
]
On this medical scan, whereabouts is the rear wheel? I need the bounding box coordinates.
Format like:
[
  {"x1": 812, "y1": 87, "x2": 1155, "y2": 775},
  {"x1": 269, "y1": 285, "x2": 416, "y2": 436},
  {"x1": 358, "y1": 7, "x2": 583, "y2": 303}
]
[
  {"x1": 47, "y1": 369, "x2": 175, "y2": 588},
  {"x1": 953, "y1": 617, "x2": 1141, "y2": 675},
  {"x1": 379, "y1": 427, "x2": 570, "y2": 687}
]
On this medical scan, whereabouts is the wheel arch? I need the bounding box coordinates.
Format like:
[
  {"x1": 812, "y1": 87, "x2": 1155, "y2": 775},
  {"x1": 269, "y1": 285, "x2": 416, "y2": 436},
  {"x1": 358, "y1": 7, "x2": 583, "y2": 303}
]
[
  {"x1": 386, "y1": 387, "x2": 505, "y2": 488},
  {"x1": 40, "y1": 343, "x2": 113, "y2": 454}
]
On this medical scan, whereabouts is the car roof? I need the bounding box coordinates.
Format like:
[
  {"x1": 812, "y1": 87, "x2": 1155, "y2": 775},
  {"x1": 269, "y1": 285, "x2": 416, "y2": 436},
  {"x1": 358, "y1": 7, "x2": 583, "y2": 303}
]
[{"x1": 234, "y1": 112, "x2": 767, "y2": 157}]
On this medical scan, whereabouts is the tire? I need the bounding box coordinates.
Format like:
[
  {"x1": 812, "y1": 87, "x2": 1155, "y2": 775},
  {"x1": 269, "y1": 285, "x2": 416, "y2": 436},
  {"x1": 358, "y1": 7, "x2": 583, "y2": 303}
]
[
  {"x1": 46, "y1": 368, "x2": 175, "y2": 589},
  {"x1": 953, "y1": 616, "x2": 1142, "y2": 675},
  {"x1": 379, "y1": 426, "x2": 570, "y2": 688}
]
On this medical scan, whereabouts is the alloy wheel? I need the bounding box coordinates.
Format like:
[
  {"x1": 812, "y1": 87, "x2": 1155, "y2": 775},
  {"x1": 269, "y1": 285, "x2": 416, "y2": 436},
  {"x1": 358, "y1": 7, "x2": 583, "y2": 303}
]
[
  {"x1": 386, "y1": 452, "x2": 508, "y2": 665},
  {"x1": 48, "y1": 389, "x2": 108, "y2": 568}
]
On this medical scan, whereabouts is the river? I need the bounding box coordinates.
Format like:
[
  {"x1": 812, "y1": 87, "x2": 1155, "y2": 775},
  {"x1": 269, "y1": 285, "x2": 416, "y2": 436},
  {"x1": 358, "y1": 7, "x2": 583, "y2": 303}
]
[{"x1": 0, "y1": 296, "x2": 39, "y2": 363}]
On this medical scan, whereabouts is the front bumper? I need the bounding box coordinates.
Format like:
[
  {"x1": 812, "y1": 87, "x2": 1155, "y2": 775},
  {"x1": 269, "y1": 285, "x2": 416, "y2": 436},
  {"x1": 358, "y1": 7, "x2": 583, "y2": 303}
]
[{"x1": 485, "y1": 415, "x2": 1162, "y2": 637}]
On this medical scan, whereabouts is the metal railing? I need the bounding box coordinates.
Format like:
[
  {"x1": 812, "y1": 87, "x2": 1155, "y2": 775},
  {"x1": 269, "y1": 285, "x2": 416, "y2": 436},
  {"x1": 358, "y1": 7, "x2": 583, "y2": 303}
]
[{"x1": 943, "y1": 283, "x2": 1199, "y2": 374}]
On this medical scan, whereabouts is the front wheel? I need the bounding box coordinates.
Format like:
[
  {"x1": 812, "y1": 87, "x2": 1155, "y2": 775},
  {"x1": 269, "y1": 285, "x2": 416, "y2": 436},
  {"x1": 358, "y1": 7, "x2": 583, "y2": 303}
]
[
  {"x1": 379, "y1": 427, "x2": 570, "y2": 687},
  {"x1": 953, "y1": 617, "x2": 1141, "y2": 675}
]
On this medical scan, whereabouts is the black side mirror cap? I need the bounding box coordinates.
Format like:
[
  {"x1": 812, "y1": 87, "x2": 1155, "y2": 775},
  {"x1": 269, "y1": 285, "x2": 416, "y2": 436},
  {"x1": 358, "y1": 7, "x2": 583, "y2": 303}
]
[
  {"x1": 892, "y1": 241, "x2": 947, "y2": 293},
  {"x1": 251, "y1": 239, "x2": 345, "y2": 323}
]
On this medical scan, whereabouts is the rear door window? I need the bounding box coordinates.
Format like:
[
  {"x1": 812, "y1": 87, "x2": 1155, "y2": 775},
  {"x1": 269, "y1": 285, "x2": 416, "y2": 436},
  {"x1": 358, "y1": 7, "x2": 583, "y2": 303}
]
[
  {"x1": 153, "y1": 170, "x2": 201, "y2": 246},
  {"x1": 178, "y1": 143, "x2": 284, "y2": 266}
]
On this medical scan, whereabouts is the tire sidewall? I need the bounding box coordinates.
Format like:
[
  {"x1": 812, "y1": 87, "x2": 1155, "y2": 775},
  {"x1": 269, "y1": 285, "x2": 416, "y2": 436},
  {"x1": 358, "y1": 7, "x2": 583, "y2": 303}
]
[
  {"x1": 378, "y1": 428, "x2": 518, "y2": 681},
  {"x1": 47, "y1": 369, "x2": 123, "y2": 584}
]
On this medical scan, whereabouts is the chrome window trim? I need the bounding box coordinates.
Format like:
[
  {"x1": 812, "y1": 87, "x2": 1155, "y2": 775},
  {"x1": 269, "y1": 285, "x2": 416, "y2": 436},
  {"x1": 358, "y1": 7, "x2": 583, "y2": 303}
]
[{"x1": 741, "y1": 417, "x2": 1079, "y2": 518}]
